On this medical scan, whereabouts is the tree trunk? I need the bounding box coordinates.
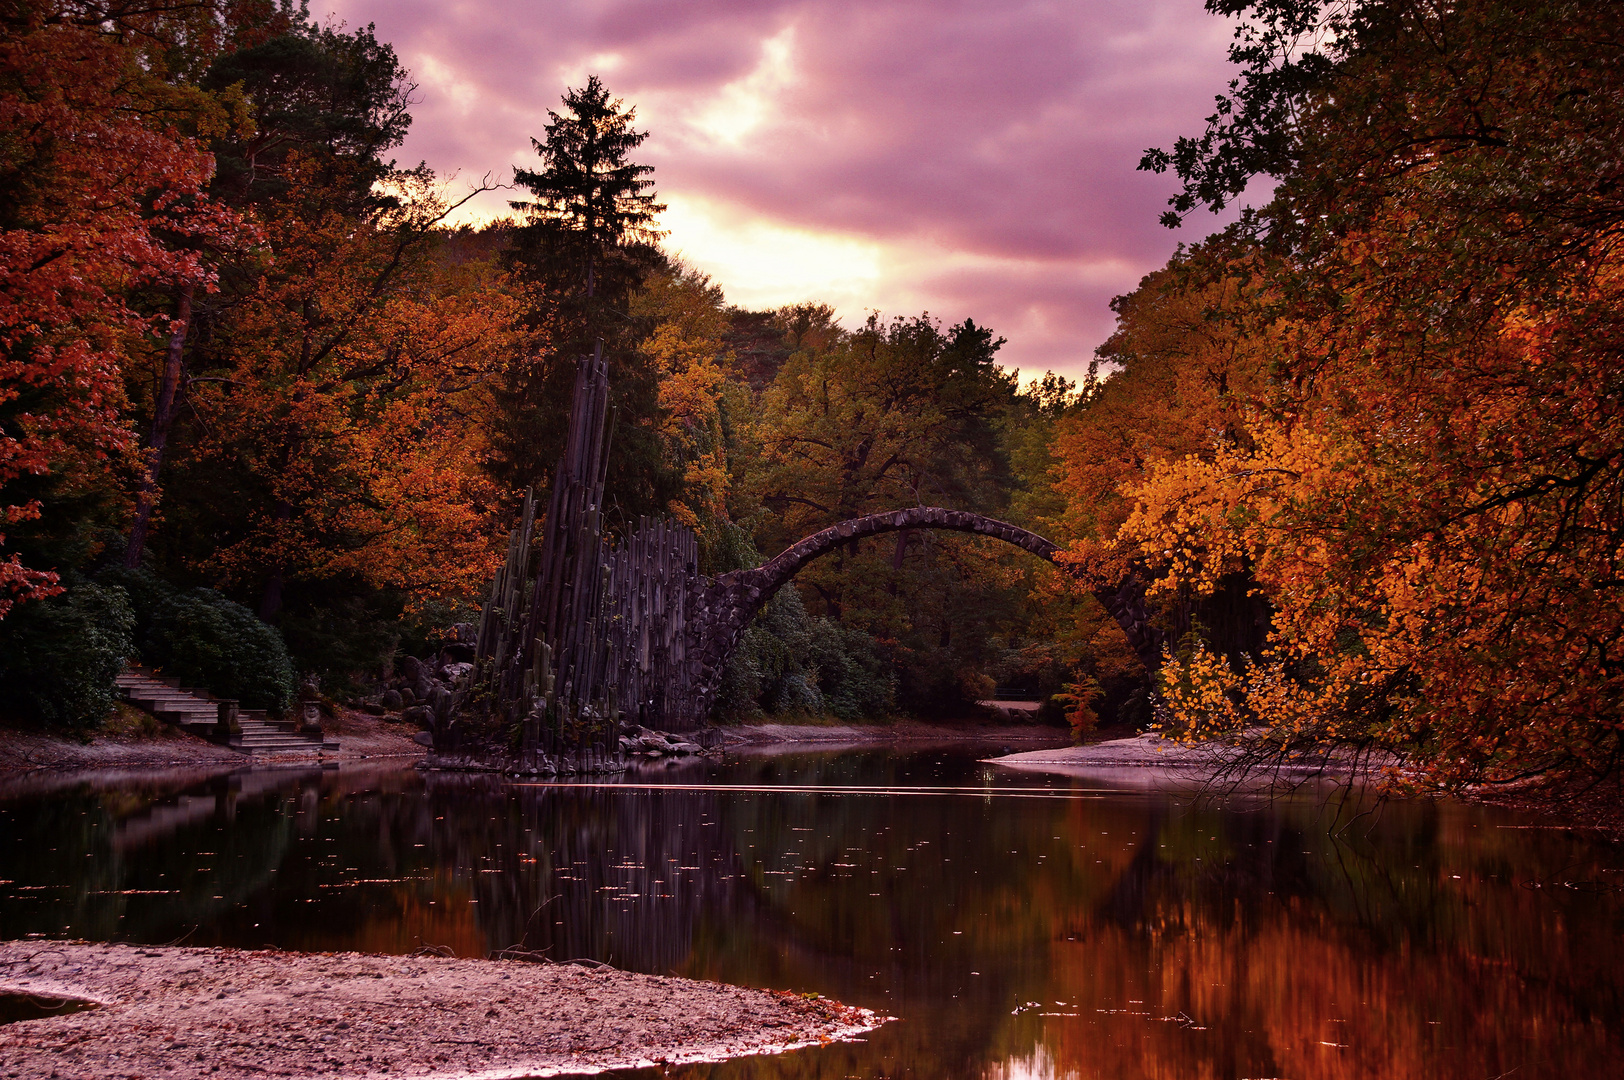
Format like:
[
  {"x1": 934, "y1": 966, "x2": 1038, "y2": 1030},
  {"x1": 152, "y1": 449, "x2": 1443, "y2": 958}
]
[
  {"x1": 125, "y1": 284, "x2": 193, "y2": 568},
  {"x1": 259, "y1": 563, "x2": 285, "y2": 620},
  {"x1": 259, "y1": 498, "x2": 293, "y2": 619},
  {"x1": 888, "y1": 530, "x2": 910, "y2": 596}
]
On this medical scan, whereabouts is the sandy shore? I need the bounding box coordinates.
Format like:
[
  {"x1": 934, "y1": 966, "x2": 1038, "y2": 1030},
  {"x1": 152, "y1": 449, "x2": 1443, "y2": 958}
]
[
  {"x1": 988, "y1": 731, "x2": 1393, "y2": 785},
  {"x1": 0, "y1": 707, "x2": 1074, "y2": 774},
  {"x1": 0, "y1": 941, "x2": 882, "y2": 1079},
  {"x1": 723, "y1": 718, "x2": 1069, "y2": 748}
]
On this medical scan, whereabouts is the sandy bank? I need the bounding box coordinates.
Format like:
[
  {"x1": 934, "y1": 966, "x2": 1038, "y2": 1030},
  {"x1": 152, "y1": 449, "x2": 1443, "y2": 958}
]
[
  {"x1": 723, "y1": 719, "x2": 1069, "y2": 748},
  {"x1": 0, "y1": 709, "x2": 1070, "y2": 774},
  {"x1": 0, "y1": 941, "x2": 882, "y2": 1079},
  {"x1": 988, "y1": 732, "x2": 1392, "y2": 784}
]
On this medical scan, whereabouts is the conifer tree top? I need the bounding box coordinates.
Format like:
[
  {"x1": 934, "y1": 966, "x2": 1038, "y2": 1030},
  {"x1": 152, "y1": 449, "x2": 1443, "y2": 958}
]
[{"x1": 510, "y1": 75, "x2": 666, "y2": 262}]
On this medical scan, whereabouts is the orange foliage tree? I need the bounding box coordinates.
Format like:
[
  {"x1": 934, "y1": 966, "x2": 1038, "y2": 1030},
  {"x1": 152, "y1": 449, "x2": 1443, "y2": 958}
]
[
  {"x1": 630, "y1": 266, "x2": 741, "y2": 540},
  {"x1": 190, "y1": 166, "x2": 520, "y2": 619},
  {"x1": 0, "y1": 1, "x2": 248, "y2": 615},
  {"x1": 1118, "y1": 0, "x2": 1624, "y2": 787},
  {"x1": 1045, "y1": 241, "x2": 1281, "y2": 727}
]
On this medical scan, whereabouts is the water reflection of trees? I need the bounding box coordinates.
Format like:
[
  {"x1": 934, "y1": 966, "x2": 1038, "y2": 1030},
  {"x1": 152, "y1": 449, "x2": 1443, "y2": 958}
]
[
  {"x1": 1009, "y1": 797, "x2": 1622, "y2": 1080},
  {"x1": 0, "y1": 766, "x2": 295, "y2": 942},
  {"x1": 2, "y1": 755, "x2": 1621, "y2": 1079}
]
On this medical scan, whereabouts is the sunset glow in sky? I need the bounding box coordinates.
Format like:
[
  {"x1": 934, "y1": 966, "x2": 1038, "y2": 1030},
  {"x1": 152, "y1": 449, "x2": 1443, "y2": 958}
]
[{"x1": 323, "y1": 0, "x2": 1243, "y2": 381}]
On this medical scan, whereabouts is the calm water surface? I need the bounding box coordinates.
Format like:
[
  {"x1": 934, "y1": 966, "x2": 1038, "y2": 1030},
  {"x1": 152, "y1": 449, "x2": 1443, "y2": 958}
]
[{"x1": 2, "y1": 743, "x2": 1622, "y2": 1079}]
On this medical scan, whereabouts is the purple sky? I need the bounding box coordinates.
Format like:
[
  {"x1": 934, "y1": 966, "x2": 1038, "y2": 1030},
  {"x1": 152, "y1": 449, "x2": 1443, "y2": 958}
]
[{"x1": 324, "y1": 0, "x2": 1241, "y2": 382}]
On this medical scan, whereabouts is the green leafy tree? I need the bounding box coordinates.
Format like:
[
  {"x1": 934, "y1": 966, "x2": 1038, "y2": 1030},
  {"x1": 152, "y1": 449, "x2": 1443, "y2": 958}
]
[
  {"x1": 203, "y1": 22, "x2": 415, "y2": 215},
  {"x1": 1139, "y1": 0, "x2": 1352, "y2": 226},
  {"x1": 494, "y1": 76, "x2": 676, "y2": 518},
  {"x1": 756, "y1": 313, "x2": 1015, "y2": 546},
  {"x1": 748, "y1": 312, "x2": 1025, "y2": 714}
]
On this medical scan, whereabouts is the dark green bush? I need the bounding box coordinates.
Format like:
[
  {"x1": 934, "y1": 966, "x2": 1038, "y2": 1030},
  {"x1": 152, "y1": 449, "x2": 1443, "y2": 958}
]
[
  {"x1": 712, "y1": 588, "x2": 895, "y2": 722},
  {"x1": 94, "y1": 566, "x2": 172, "y2": 640},
  {"x1": 0, "y1": 582, "x2": 135, "y2": 732},
  {"x1": 145, "y1": 589, "x2": 296, "y2": 711},
  {"x1": 97, "y1": 567, "x2": 297, "y2": 711},
  {"x1": 274, "y1": 591, "x2": 400, "y2": 699},
  {"x1": 810, "y1": 619, "x2": 894, "y2": 720}
]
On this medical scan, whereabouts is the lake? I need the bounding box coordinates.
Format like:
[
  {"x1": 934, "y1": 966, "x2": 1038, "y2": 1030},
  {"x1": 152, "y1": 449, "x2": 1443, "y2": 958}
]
[{"x1": 2, "y1": 742, "x2": 1621, "y2": 1078}]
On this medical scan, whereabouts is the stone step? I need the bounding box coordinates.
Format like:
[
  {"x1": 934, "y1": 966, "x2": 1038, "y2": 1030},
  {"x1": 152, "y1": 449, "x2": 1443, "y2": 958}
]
[
  {"x1": 118, "y1": 662, "x2": 337, "y2": 754},
  {"x1": 116, "y1": 674, "x2": 180, "y2": 689}
]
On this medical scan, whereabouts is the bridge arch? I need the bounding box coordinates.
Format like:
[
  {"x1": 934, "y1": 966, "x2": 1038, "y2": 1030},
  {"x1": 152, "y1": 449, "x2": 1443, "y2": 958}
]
[{"x1": 691, "y1": 507, "x2": 1162, "y2": 713}]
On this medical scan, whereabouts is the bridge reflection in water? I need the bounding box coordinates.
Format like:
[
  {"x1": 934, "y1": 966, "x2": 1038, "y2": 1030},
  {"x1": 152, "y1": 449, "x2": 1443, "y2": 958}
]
[{"x1": 1, "y1": 748, "x2": 1621, "y2": 1079}]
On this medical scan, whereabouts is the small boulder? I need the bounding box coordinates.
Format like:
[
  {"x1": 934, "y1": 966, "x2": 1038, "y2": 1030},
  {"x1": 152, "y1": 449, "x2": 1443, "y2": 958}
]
[
  {"x1": 380, "y1": 689, "x2": 403, "y2": 710},
  {"x1": 412, "y1": 731, "x2": 434, "y2": 748},
  {"x1": 401, "y1": 705, "x2": 433, "y2": 729}
]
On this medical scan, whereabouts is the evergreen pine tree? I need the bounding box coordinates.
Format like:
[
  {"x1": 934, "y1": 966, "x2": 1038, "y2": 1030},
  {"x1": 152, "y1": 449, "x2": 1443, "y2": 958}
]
[{"x1": 494, "y1": 77, "x2": 678, "y2": 520}]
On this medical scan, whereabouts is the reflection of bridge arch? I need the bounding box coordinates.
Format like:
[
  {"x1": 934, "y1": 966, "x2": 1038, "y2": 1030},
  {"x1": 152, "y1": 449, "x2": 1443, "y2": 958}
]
[{"x1": 691, "y1": 507, "x2": 1163, "y2": 713}]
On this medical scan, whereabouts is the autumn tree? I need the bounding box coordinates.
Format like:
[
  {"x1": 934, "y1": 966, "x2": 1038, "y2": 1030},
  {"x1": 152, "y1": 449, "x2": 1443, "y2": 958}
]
[
  {"x1": 186, "y1": 173, "x2": 517, "y2": 621},
  {"x1": 1121, "y1": 0, "x2": 1624, "y2": 787},
  {"x1": 120, "y1": 15, "x2": 424, "y2": 576},
  {"x1": 119, "y1": 17, "x2": 524, "y2": 687},
  {"x1": 0, "y1": 1, "x2": 248, "y2": 615},
  {"x1": 628, "y1": 264, "x2": 756, "y2": 561}
]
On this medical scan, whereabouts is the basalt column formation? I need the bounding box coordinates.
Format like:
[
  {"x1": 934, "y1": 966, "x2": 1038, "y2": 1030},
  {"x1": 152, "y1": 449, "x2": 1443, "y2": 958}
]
[{"x1": 460, "y1": 345, "x2": 704, "y2": 772}]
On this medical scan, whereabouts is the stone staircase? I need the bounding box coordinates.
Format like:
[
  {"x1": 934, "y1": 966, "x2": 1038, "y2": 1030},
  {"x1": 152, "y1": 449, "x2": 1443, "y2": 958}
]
[{"x1": 116, "y1": 666, "x2": 337, "y2": 755}]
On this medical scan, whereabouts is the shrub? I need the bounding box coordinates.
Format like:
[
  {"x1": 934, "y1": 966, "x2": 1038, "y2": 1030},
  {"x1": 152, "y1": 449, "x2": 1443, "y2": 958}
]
[
  {"x1": 145, "y1": 589, "x2": 296, "y2": 712},
  {"x1": 97, "y1": 567, "x2": 297, "y2": 712},
  {"x1": 712, "y1": 588, "x2": 895, "y2": 722},
  {"x1": 94, "y1": 566, "x2": 172, "y2": 641},
  {"x1": 809, "y1": 619, "x2": 894, "y2": 720},
  {"x1": 274, "y1": 591, "x2": 400, "y2": 699},
  {"x1": 0, "y1": 582, "x2": 135, "y2": 732}
]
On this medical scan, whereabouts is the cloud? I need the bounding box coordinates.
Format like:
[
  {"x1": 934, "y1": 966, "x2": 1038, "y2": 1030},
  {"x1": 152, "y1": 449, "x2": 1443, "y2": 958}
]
[{"x1": 324, "y1": 0, "x2": 1241, "y2": 381}]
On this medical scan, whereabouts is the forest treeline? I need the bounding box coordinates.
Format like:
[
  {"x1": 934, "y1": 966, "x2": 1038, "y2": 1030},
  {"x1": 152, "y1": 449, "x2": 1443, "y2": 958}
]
[{"x1": 1, "y1": 0, "x2": 1618, "y2": 792}]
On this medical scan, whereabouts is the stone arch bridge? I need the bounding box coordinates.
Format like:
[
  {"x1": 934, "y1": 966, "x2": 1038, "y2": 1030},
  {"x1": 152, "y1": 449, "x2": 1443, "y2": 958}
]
[
  {"x1": 467, "y1": 354, "x2": 1164, "y2": 753},
  {"x1": 687, "y1": 506, "x2": 1162, "y2": 717}
]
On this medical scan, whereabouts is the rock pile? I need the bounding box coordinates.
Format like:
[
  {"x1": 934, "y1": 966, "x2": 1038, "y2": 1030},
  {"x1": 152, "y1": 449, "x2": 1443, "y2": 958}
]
[
  {"x1": 619, "y1": 725, "x2": 707, "y2": 757},
  {"x1": 363, "y1": 625, "x2": 477, "y2": 742}
]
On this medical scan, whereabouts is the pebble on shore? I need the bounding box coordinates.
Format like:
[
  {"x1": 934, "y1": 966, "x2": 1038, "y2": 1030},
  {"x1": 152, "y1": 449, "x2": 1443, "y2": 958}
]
[{"x1": 0, "y1": 941, "x2": 884, "y2": 1079}]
